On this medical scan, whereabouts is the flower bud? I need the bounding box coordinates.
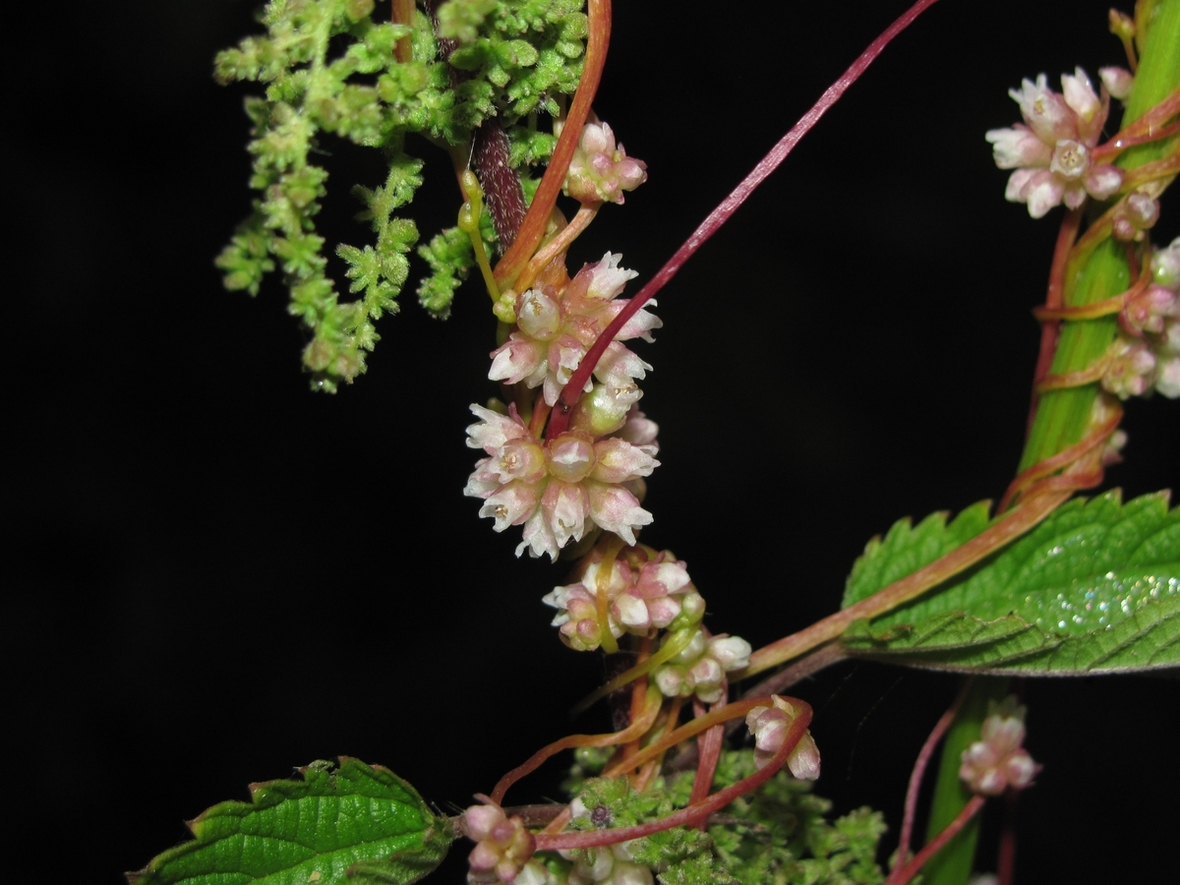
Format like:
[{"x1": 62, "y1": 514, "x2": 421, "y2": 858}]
[
  {"x1": 745, "y1": 695, "x2": 821, "y2": 779},
  {"x1": 959, "y1": 698, "x2": 1040, "y2": 796}
]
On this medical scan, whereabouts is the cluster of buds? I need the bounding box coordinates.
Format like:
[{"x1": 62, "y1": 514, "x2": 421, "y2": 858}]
[
  {"x1": 543, "y1": 548, "x2": 704, "y2": 651},
  {"x1": 745, "y1": 695, "x2": 822, "y2": 779},
  {"x1": 464, "y1": 805, "x2": 547, "y2": 885},
  {"x1": 563, "y1": 120, "x2": 648, "y2": 205},
  {"x1": 1103, "y1": 237, "x2": 1180, "y2": 399},
  {"x1": 469, "y1": 250, "x2": 668, "y2": 560},
  {"x1": 544, "y1": 548, "x2": 750, "y2": 705},
  {"x1": 986, "y1": 68, "x2": 1127, "y2": 218},
  {"x1": 561, "y1": 843, "x2": 651, "y2": 885},
  {"x1": 465, "y1": 403, "x2": 659, "y2": 560},
  {"x1": 959, "y1": 698, "x2": 1040, "y2": 796},
  {"x1": 490, "y1": 254, "x2": 661, "y2": 408},
  {"x1": 558, "y1": 798, "x2": 652, "y2": 885},
  {"x1": 652, "y1": 628, "x2": 752, "y2": 705},
  {"x1": 1111, "y1": 190, "x2": 1160, "y2": 242}
]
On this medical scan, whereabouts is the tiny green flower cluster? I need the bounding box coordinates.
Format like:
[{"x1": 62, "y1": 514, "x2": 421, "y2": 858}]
[
  {"x1": 557, "y1": 752, "x2": 886, "y2": 885},
  {"x1": 214, "y1": 0, "x2": 587, "y2": 390}
]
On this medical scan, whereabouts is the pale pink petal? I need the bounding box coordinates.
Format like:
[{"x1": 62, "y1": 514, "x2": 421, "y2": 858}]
[
  {"x1": 591, "y1": 437, "x2": 659, "y2": 483},
  {"x1": 787, "y1": 732, "x2": 822, "y2": 780},
  {"x1": 1061, "y1": 67, "x2": 1100, "y2": 123},
  {"x1": 479, "y1": 480, "x2": 541, "y2": 530},
  {"x1": 541, "y1": 480, "x2": 591, "y2": 548},
  {"x1": 488, "y1": 335, "x2": 546, "y2": 386},
  {"x1": 584, "y1": 481, "x2": 652, "y2": 544},
  {"x1": 466, "y1": 403, "x2": 528, "y2": 452},
  {"x1": 985, "y1": 125, "x2": 1050, "y2": 168},
  {"x1": 517, "y1": 508, "x2": 558, "y2": 559},
  {"x1": 547, "y1": 434, "x2": 596, "y2": 483},
  {"x1": 1004, "y1": 167, "x2": 1037, "y2": 202},
  {"x1": 1025, "y1": 171, "x2": 1065, "y2": 218},
  {"x1": 612, "y1": 591, "x2": 650, "y2": 630},
  {"x1": 1084, "y1": 164, "x2": 1124, "y2": 200},
  {"x1": 515, "y1": 288, "x2": 560, "y2": 339},
  {"x1": 1099, "y1": 66, "x2": 1134, "y2": 100}
]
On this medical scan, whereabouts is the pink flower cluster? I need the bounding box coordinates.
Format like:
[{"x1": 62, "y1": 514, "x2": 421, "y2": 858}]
[
  {"x1": 543, "y1": 550, "x2": 704, "y2": 651},
  {"x1": 959, "y1": 701, "x2": 1040, "y2": 796},
  {"x1": 1104, "y1": 237, "x2": 1180, "y2": 399},
  {"x1": 464, "y1": 805, "x2": 543, "y2": 885},
  {"x1": 745, "y1": 695, "x2": 822, "y2": 779},
  {"x1": 653, "y1": 629, "x2": 751, "y2": 704},
  {"x1": 465, "y1": 404, "x2": 659, "y2": 560},
  {"x1": 986, "y1": 68, "x2": 1125, "y2": 218},
  {"x1": 563, "y1": 121, "x2": 648, "y2": 205},
  {"x1": 490, "y1": 254, "x2": 661, "y2": 407}
]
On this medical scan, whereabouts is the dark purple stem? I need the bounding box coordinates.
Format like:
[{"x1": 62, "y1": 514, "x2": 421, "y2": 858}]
[
  {"x1": 475, "y1": 123, "x2": 528, "y2": 251},
  {"x1": 546, "y1": 0, "x2": 943, "y2": 439}
]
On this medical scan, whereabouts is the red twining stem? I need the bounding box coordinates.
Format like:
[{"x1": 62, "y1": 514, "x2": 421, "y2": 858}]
[
  {"x1": 493, "y1": 0, "x2": 611, "y2": 289},
  {"x1": 534, "y1": 701, "x2": 813, "y2": 852},
  {"x1": 544, "y1": 0, "x2": 944, "y2": 440},
  {"x1": 1026, "y1": 207, "x2": 1084, "y2": 433},
  {"x1": 687, "y1": 694, "x2": 725, "y2": 826},
  {"x1": 998, "y1": 402, "x2": 1122, "y2": 513},
  {"x1": 489, "y1": 687, "x2": 662, "y2": 806},
  {"x1": 1092, "y1": 84, "x2": 1180, "y2": 162},
  {"x1": 886, "y1": 795, "x2": 987, "y2": 885},
  {"x1": 892, "y1": 679, "x2": 973, "y2": 877}
]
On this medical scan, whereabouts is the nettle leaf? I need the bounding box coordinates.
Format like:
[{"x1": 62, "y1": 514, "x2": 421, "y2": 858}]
[
  {"x1": 127, "y1": 758, "x2": 453, "y2": 885},
  {"x1": 839, "y1": 492, "x2": 1180, "y2": 675}
]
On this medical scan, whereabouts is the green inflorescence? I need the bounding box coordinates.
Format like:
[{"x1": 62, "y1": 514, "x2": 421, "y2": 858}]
[
  {"x1": 567, "y1": 752, "x2": 887, "y2": 885},
  {"x1": 214, "y1": 0, "x2": 587, "y2": 390}
]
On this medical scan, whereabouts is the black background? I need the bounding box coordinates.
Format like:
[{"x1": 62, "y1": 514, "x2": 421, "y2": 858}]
[{"x1": 8, "y1": 1, "x2": 1179, "y2": 883}]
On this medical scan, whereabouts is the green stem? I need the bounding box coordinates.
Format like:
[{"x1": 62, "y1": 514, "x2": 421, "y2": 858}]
[
  {"x1": 918, "y1": 677, "x2": 1010, "y2": 885},
  {"x1": 1018, "y1": 0, "x2": 1180, "y2": 472}
]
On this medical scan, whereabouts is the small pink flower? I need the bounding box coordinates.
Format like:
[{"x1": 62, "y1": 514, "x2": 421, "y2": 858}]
[
  {"x1": 1103, "y1": 337, "x2": 1158, "y2": 399},
  {"x1": 653, "y1": 629, "x2": 751, "y2": 704},
  {"x1": 1099, "y1": 66, "x2": 1134, "y2": 101},
  {"x1": 1112, "y1": 191, "x2": 1160, "y2": 242},
  {"x1": 489, "y1": 254, "x2": 661, "y2": 407},
  {"x1": 745, "y1": 695, "x2": 821, "y2": 779},
  {"x1": 564, "y1": 121, "x2": 648, "y2": 205},
  {"x1": 543, "y1": 551, "x2": 702, "y2": 650},
  {"x1": 465, "y1": 404, "x2": 658, "y2": 559},
  {"x1": 464, "y1": 804, "x2": 538, "y2": 884},
  {"x1": 959, "y1": 700, "x2": 1040, "y2": 796},
  {"x1": 986, "y1": 69, "x2": 1123, "y2": 218}
]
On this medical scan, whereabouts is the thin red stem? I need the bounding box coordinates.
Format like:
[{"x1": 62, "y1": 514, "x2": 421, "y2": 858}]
[
  {"x1": 534, "y1": 702, "x2": 812, "y2": 851},
  {"x1": 489, "y1": 687, "x2": 662, "y2": 806},
  {"x1": 893, "y1": 679, "x2": 973, "y2": 876},
  {"x1": 545, "y1": 0, "x2": 943, "y2": 439},
  {"x1": 493, "y1": 0, "x2": 611, "y2": 289},
  {"x1": 737, "y1": 488, "x2": 1070, "y2": 680},
  {"x1": 887, "y1": 795, "x2": 987, "y2": 885},
  {"x1": 687, "y1": 695, "x2": 725, "y2": 825},
  {"x1": 1025, "y1": 207, "x2": 1083, "y2": 436}
]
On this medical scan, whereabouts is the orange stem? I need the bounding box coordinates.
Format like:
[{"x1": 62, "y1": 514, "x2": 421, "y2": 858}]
[
  {"x1": 489, "y1": 685, "x2": 662, "y2": 806},
  {"x1": 535, "y1": 701, "x2": 812, "y2": 851},
  {"x1": 736, "y1": 489, "x2": 1072, "y2": 680},
  {"x1": 493, "y1": 0, "x2": 611, "y2": 290},
  {"x1": 392, "y1": 0, "x2": 414, "y2": 64}
]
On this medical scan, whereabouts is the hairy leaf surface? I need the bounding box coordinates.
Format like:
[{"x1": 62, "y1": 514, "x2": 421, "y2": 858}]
[
  {"x1": 840, "y1": 492, "x2": 1180, "y2": 674},
  {"x1": 127, "y1": 758, "x2": 453, "y2": 885}
]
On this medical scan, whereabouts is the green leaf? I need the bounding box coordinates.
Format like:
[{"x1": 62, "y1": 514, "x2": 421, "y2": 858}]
[
  {"x1": 839, "y1": 491, "x2": 1180, "y2": 674},
  {"x1": 842, "y1": 500, "x2": 993, "y2": 609},
  {"x1": 127, "y1": 758, "x2": 453, "y2": 885}
]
